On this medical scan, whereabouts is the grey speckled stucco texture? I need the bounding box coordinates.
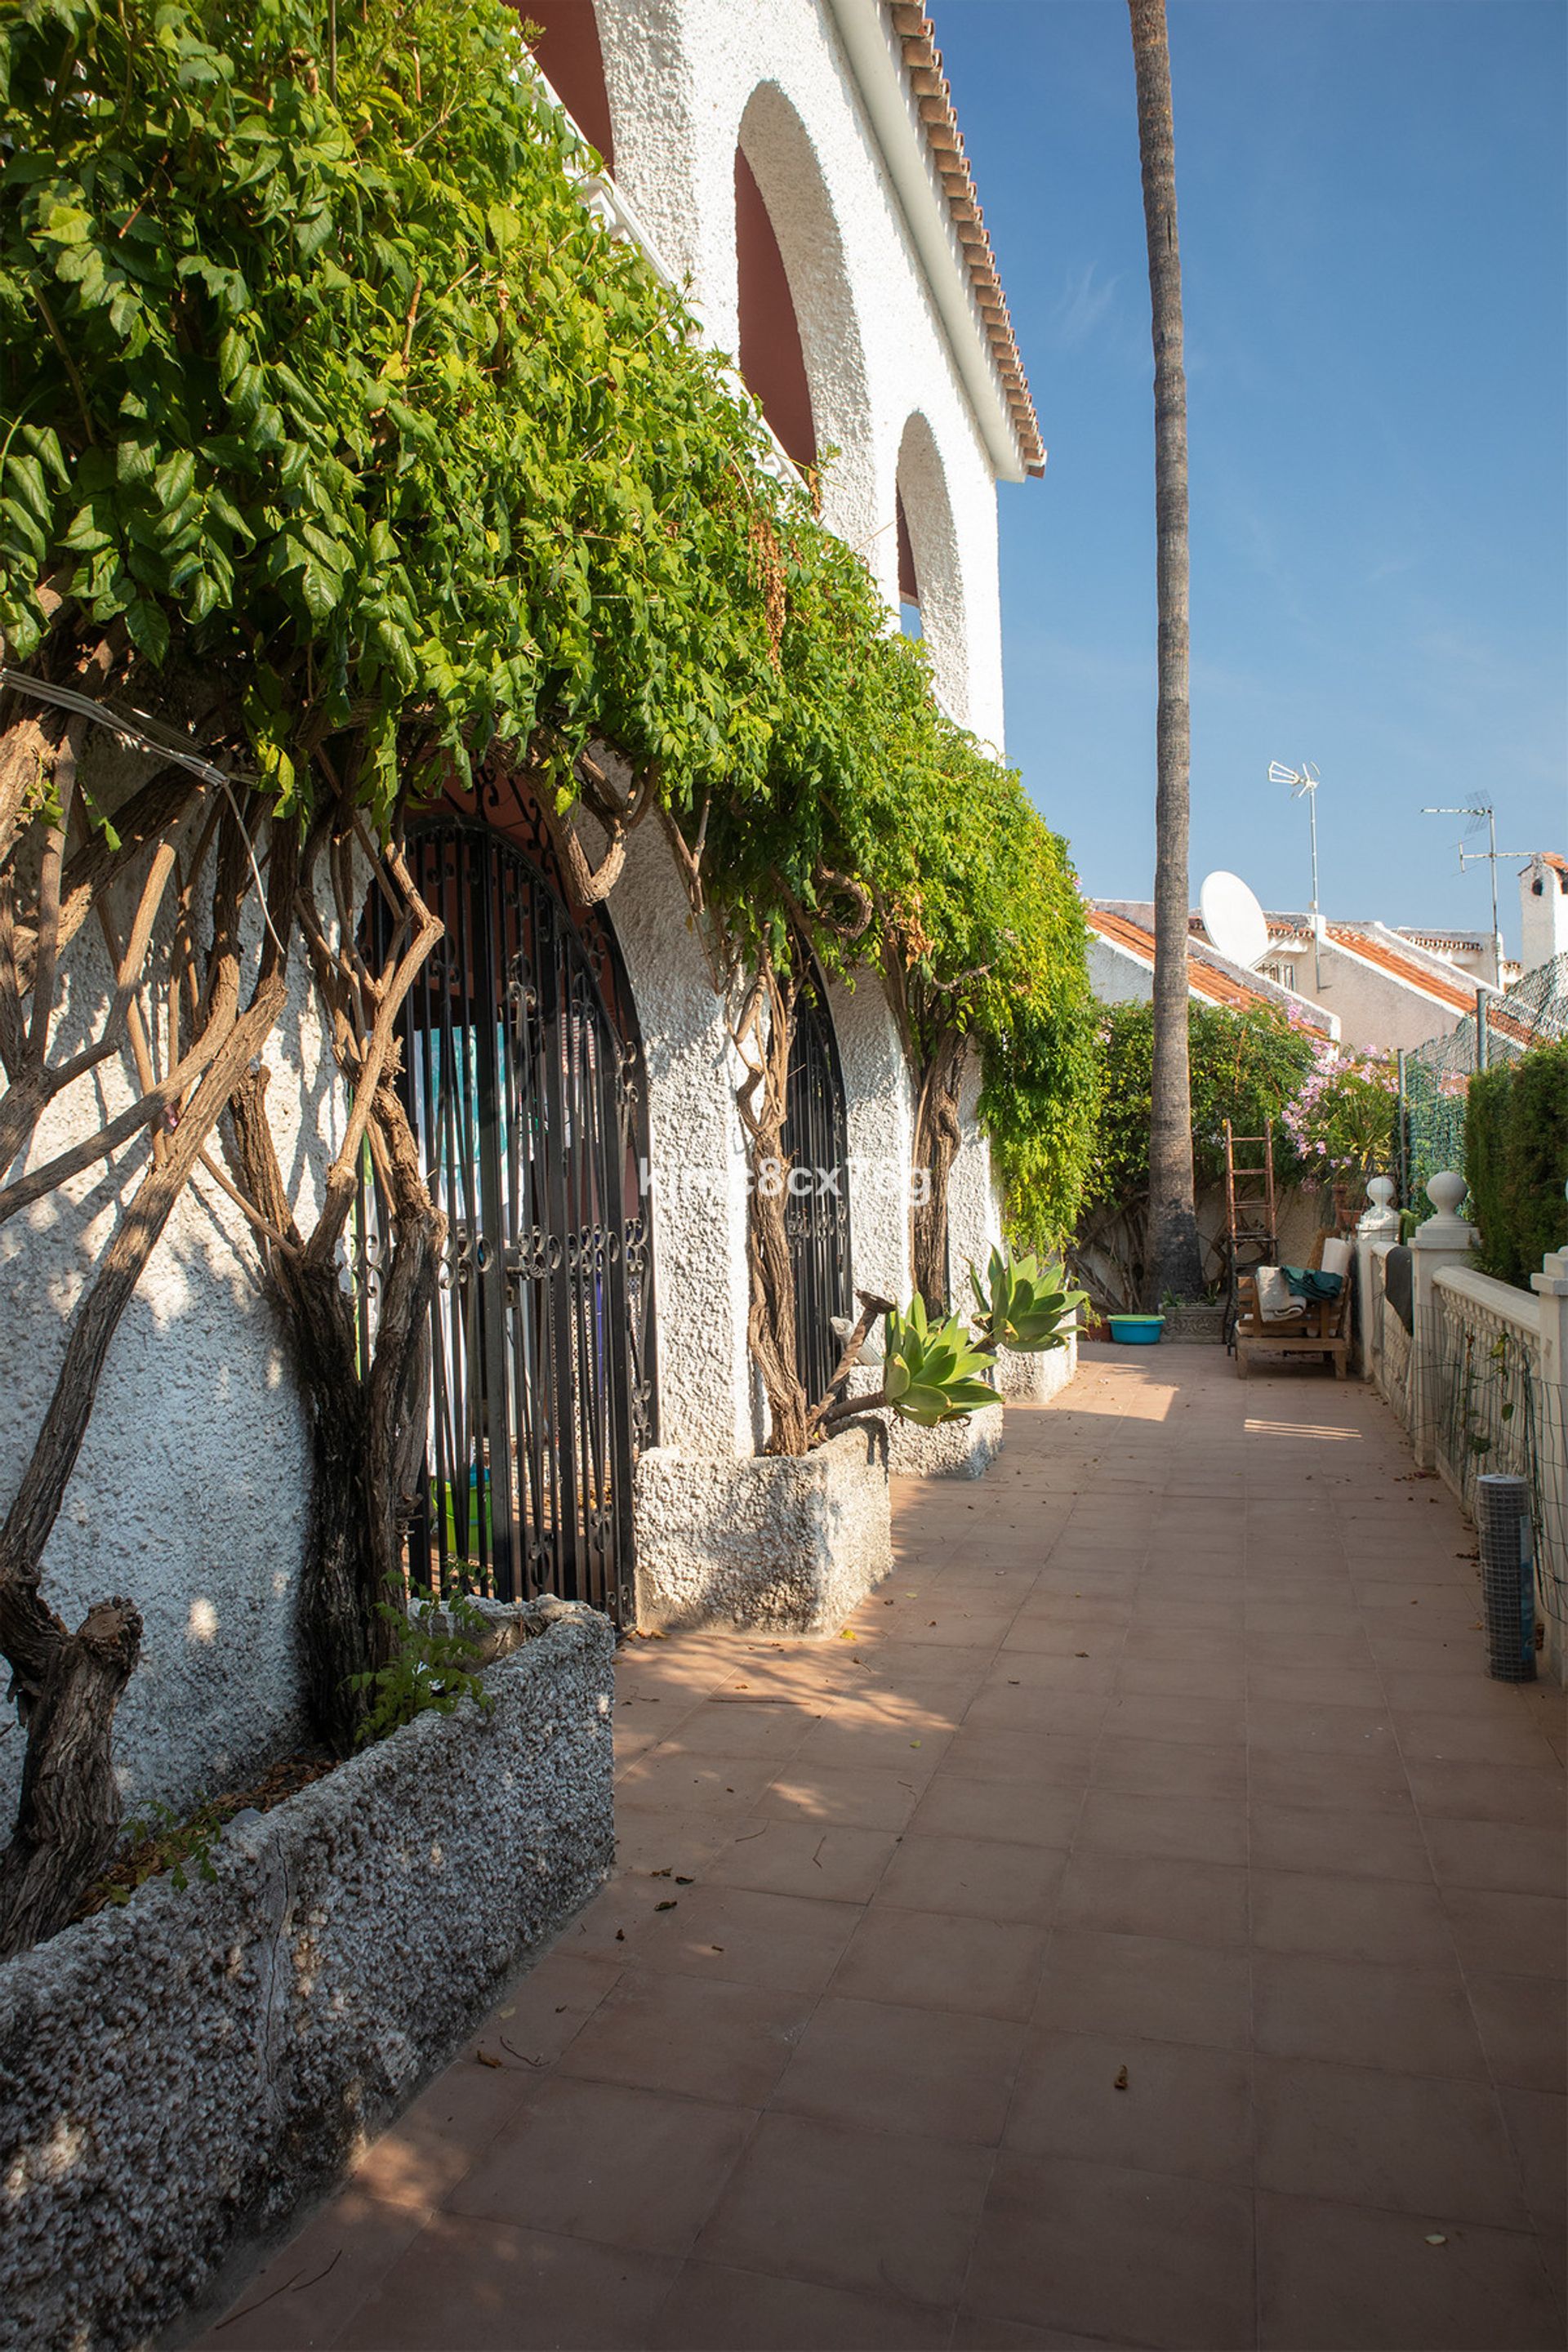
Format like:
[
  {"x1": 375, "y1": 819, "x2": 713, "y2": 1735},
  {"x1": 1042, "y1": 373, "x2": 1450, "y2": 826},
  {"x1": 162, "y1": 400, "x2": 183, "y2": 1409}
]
[
  {"x1": 843, "y1": 1370, "x2": 1004, "y2": 1480},
  {"x1": 634, "y1": 1424, "x2": 892, "y2": 1631},
  {"x1": 0, "y1": 1609, "x2": 613, "y2": 2352}
]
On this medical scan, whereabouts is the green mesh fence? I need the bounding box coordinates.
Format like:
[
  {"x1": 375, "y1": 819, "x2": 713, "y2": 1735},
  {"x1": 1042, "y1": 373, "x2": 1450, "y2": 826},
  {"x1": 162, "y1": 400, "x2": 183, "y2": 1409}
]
[{"x1": 1401, "y1": 951, "x2": 1568, "y2": 1205}]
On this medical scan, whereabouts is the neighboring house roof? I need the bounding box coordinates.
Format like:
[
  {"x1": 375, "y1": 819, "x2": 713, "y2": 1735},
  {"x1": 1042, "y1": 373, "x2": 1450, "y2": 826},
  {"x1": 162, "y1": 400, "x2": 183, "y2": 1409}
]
[
  {"x1": 1323, "y1": 924, "x2": 1485, "y2": 1019},
  {"x1": 883, "y1": 3, "x2": 1045, "y2": 475},
  {"x1": 1087, "y1": 907, "x2": 1330, "y2": 1030},
  {"x1": 1526, "y1": 851, "x2": 1568, "y2": 884}
]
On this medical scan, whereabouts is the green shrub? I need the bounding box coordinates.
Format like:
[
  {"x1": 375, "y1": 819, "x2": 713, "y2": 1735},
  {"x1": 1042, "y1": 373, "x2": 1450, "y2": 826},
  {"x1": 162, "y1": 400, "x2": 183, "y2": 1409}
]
[{"x1": 1465, "y1": 1041, "x2": 1568, "y2": 1289}]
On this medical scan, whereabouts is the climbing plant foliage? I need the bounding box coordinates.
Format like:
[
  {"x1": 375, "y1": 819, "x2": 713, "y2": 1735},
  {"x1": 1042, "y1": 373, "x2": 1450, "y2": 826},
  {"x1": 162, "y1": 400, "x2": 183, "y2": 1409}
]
[
  {"x1": 1083, "y1": 1001, "x2": 1318, "y2": 1214},
  {"x1": 0, "y1": 0, "x2": 1094, "y2": 1236}
]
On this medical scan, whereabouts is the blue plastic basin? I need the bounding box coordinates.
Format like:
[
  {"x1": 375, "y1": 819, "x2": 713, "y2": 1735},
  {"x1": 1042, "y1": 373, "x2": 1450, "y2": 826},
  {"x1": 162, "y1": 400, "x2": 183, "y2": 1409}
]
[{"x1": 1107, "y1": 1315, "x2": 1165, "y2": 1345}]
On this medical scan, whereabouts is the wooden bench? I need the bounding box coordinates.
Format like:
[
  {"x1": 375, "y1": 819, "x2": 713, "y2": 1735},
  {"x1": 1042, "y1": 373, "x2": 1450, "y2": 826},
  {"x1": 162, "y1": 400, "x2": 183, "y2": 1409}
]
[{"x1": 1234, "y1": 1268, "x2": 1351, "y2": 1379}]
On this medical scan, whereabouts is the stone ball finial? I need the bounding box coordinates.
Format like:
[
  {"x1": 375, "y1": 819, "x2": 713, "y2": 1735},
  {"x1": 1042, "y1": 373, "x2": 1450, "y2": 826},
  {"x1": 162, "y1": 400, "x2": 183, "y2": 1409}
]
[
  {"x1": 1366, "y1": 1176, "x2": 1396, "y2": 1210},
  {"x1": 1427, "y1": 1171, "x2": 1468, "y2": 1218}
]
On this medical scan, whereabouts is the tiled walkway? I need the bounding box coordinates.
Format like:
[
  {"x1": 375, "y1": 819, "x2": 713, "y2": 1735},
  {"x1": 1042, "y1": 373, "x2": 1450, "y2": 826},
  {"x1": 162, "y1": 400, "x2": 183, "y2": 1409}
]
[{"x1": 211, "y1": 1348, "x2": 1566, "y2": 2351}]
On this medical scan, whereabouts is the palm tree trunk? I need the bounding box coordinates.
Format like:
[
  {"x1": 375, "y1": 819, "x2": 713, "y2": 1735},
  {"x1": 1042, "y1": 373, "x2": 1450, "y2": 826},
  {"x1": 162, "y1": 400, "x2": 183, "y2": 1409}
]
[{"x1": 1129, "y1": 0, "x2": 1203, "y2": 1304}]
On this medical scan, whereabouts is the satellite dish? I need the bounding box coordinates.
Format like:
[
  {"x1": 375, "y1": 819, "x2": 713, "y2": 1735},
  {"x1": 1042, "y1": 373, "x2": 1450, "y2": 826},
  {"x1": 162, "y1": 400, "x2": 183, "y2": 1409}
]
[{"x1": 1199, "y1": 871, "x2": 1269, "y2": 970}]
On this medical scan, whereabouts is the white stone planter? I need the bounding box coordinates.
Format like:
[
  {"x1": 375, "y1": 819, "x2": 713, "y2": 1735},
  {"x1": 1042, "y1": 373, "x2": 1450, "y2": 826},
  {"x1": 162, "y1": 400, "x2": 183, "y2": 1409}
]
[
  {"x1": 633, "y1": 1424, "x2": 892, "y2": 1632},
  {"x1": 840, "y1": 1365, "x2": 1004, "y2": 1478},
  {"x1": 994, "y1": 1330, "x2": 1080, "y2": 1402},
  {"x1": 0, "y1": 1606, "x2": 614, "y2": 2352}
]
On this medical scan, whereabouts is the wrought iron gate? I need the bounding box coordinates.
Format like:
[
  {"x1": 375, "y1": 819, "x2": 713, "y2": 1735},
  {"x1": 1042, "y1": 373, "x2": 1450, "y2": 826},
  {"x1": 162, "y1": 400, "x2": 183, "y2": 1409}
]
[
  {"x1": 363, "y1": 808, "x2": 654, "y2": 1623},
  {"x1": 782, "y1": 964, "x2": 853, "y2": 1405}
]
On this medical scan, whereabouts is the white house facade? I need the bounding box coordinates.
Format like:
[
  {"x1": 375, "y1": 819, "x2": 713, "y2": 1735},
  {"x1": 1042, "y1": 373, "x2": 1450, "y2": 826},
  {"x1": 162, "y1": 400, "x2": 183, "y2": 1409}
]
[{"x1": 0, "y1": 0, "x2": 1054, "y2": 1829}]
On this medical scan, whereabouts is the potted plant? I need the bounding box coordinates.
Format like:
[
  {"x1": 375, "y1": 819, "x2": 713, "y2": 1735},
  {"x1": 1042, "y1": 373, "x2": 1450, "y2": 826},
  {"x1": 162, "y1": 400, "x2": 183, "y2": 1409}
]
[{"x1": 1284, "y1": 1048, "x2": 1399, "y2": 1229}]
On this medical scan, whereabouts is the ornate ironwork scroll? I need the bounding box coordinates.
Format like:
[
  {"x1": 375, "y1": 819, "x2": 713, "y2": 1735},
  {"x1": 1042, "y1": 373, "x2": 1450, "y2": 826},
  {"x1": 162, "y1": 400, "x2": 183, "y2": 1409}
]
[
  {"x1": 362, "y1": 787, "x2": 655, "y2": 1624},
  {"x1": 781, "y1": 958, "x2": 853, "y2": 1408}
]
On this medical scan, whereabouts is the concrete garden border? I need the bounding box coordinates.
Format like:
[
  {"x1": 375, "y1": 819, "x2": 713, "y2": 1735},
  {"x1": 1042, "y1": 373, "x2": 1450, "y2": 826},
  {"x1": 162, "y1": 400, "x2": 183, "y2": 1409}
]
[
  {"x1": 0, "y1": 1604, "x2": 614, "y2": 2352},
  {"x1": 634, "y1": 1423, "x2": 893, "y2": 1631}
]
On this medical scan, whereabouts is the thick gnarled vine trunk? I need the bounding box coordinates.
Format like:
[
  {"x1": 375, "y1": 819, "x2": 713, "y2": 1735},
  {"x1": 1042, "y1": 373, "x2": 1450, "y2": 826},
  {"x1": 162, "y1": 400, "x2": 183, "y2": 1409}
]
[
  {"x1": 0, "y1": 704, "x2": 298, "y2": 1955},
  {"x1": 911, "y1": 1025, "x2": 964, "y2": 1316},
  {"x1": 733, "y1": 954, "x2": 812, "y2": 1455},
  {"x1": 222, "y1": 814, "x2": 444, "y2": 1755}
]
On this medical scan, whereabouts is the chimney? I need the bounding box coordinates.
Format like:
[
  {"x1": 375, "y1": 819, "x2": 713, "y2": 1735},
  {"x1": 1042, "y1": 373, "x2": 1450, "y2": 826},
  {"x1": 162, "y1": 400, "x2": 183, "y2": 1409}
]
[{"x1": 1519, "y1": 853, "x2": 1568, "y2": 971}]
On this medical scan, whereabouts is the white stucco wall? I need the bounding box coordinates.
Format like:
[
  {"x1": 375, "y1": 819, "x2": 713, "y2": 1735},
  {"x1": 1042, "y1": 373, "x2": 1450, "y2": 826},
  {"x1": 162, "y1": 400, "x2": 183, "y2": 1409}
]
[
  {"x1": 591, "y1": 0, "x2": 1009, "y2": 745},
  {"x1": 584, "y1": 817, "x2": 753, "y2": 1458},
  {"x1": 947, "y1": 1041, "x2": 1003, "y2": 1309},
  {"x1": 826, "y1": 965, "x2": 913, "y2": 1312},
  {"x1": 0, "y1": 764, "x2": 327, "y2": 1829}
]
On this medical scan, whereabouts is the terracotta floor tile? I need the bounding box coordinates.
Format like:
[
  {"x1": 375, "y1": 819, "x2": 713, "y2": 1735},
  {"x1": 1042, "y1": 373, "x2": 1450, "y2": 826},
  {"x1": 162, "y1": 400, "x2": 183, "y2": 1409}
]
[
  {"x1": 1054, "y1": 1851, "x2": 1250, "y2": 1948},
  {"x1": 446, "y1": 2077, "x2": 754, "y2": 2256},
  {"x1": 1253, "y1": 1949, "x2": 1488, "y2": 2077},
  {"x1": 964, "y1": 1684, "x2": 1110, "y2": 1737},
  {"x1": 1113, "y1": 1654, "x2": 1247, "y2": 1701},
  {"x1": 334, "y1": 2212, "x2": 679, "y2": 2350},
  {"x1": 771, "y1": 1993, "x2": 1023, "y2": 2145},
  {"x1": 1468, "y1": 1971, "x2": 1568, "y2": 2091},
  {"x1": 1256, "y1": 2190, "x2": 1565, "y2": 2350},
  {"x1": 789, "y1": 1716, "x2": 956, "y2": 1777},
  {"x1": 626, "y1": 1883, "x2": 861, "y2": 1994},
  {"x1": 1246, "y1": 1663, "x2": 1385, "y2": 1708},
  {"x1": 1253, "y1": 2054, "x2": 1529, "y2": 2225},
  {"x1": 1394, "y1": 1708, "x2": 1564, "y2": 1768},
  {"x1": 350, "y1": 2060, "x2": 540, "y2": 2212},
  {"x1": 692, "y1": 2110, "x2": 990, "y2": 2307},
  {"x1": 872, "y1": 1832, "x2": 1068, "y2": 1924},
  {"x1": 942, "y1": 1724, "x2": 1098, "y2": 1788},
  {"x1": 1004, "y1": 2028, "x2": 1253, "y2": 2183},
  {"x1": 649, "y1": 2261, "x2": 953, "y2": 2350},
  {"x1": 1248, "y1": 1745, "x2": 1414, "y2": 1814},
  {"x1": 1424, "y1": 1815, "x2": 1568, "y2": 1898},
  {"x1": 1250, "y1": 1867, "x2": 1455, "y2": 1967},
  {"x1": 951, "y1": 2315, "x2": 1136, "y2": 2350},
  {"x1": 754, "y1": 1761, "x2": 924, "y2": 1833},
  {"x1": 1248, "y1": 1699, "x2": 1399, "y2": 1758},
  {"x1": 705, "y1": 1818, "x2": 899, "y2": 1904},
  {"x1": 1076, "y1": 1788, "x2": 1248, "y2": 1866},
  {"x1": 965, "y1": 2150, "x2": 1254, "y2": 2350},
  {"x1": 613, "y1": 1749, "x2": 784, "y2": 1815},
  {"x1": 200, "y1": 2190, "x2": 433, "y2": 2350},
  {"x1": 988, "y1": 1620, "x2": 1129, "y2": 1664},
  {"x1": 1089, "y1": 1734, "x2": 1247, "y2": 1799},
  {"x1": 555, "y1": 1968, "x2": 812, "y2": 2106},
  {"x1": 831, "y1": 1902, "x2": 1049, "y2": 2020},
  {"x1": 1247, "y1": 1797, "x2": 1431, "y2": 1883},
  {"x1": 1405, "y1": 1757, "x2": 1566, "y2": 1829},
  {"x1": 662, "y1": 1698, "x2": 822, "y2": 1757},
  {"x1": 1442, "y1": 1886, "x2": 1566, "y2": 1978},
  {"x1": 1032, "y1": 1927, "x2": 1251, "y2": 2050},
  {"x1": 908, "y1": 1771, "x2": 1084, "y2": 1850},
  {"x1": 1097, "y1": 1692, "x2": 1246, "y2": 1748},
  {"x1": 974, "y1": 1648, "x2": 1119, "y2": 1697},
  {"x1": 1499, "y1": 2087, "x2": 1568, "y2": 2236},
  {"x1": 1383, "y1": 1668, "x2": 1555, "y2": 1718},
  {"x1": 609, "y1": 1805, "x2": 734, "y2": 1881}
]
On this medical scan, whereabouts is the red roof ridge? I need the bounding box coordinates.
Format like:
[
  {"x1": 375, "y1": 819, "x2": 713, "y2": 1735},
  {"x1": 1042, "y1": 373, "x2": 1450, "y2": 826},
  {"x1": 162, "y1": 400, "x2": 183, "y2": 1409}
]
[
  {"x1": 1324, "y1": 924, "x2": 1484, "y2": 1017},
  {"x1": 1087, "y1": 907, "x2": 1330, "y2": 1032},
  {"x1": 887, "y1": 4, "x2": 1045, "y2": 475}
]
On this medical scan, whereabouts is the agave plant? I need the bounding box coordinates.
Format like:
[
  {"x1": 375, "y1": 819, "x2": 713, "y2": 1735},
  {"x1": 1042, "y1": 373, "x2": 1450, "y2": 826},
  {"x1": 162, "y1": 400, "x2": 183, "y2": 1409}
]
[
  {"x1": 969, "y1": 1245, "x2": 1085, "y2": 1355},
  {"x1": 880, "y1": 1296, "x2": 1000, "y2": 1427}
]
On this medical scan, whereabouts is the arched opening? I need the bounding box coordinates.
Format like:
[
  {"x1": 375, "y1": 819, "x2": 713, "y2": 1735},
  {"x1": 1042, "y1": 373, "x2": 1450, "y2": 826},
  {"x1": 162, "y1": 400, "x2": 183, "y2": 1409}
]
[
  {"x1": 780, "y1": 958, "x2": 853, "y2": 1405},
  {"x1": 735, "y1": 148, "x2": 816, "y2": 470},
  {"x1": 733, "y1": 83, "x2": 870, "y2": 493},
  {"x1": 359, "y1": 767, "x2": 655, "y2": 1624},
  {"x1": 522, "y1": 0, "x2": 615, "y2": 170},
  {"x1": 896, "y1": 488, "x2": 922, "y2": 640},
  {"x1": 894, "y1": 412, "x2": 967, "y2": 715}
]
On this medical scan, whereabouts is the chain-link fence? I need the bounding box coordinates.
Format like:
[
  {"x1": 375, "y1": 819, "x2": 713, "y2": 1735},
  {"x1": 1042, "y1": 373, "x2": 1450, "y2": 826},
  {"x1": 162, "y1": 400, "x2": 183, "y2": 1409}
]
[{"x1": 1401, "y1": 951, "x2": 1568, "y2": 1202}]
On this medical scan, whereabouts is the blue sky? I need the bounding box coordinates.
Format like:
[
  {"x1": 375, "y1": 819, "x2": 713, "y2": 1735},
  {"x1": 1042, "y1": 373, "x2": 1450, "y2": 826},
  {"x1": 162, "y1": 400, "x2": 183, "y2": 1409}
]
[{"x1": 937, "y1": 0, "x2": 1566, "y2": 952}]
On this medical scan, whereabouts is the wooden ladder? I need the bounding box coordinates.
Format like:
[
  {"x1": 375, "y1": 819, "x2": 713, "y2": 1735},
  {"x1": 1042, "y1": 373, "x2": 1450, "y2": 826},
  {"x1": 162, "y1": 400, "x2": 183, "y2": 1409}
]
[{"x1": 1223, "y1": 1119, "x2": 1278, "y2": 1348}]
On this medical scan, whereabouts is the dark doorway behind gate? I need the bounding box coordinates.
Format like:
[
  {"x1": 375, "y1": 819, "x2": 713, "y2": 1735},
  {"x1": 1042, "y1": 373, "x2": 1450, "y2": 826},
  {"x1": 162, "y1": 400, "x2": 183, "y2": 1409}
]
[
  {"x1": 359, "y1": 791, "x2": 654, "y2": 1624},
  {"x1": 782, "y1": 963, "x2": 853, "y2": 1407}
]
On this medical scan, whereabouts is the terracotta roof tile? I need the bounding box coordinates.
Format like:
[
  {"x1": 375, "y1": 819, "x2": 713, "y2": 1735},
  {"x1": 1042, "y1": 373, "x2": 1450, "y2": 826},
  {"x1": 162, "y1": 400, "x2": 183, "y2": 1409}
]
[
  {"x1": 1087, "y1": 907, "x2": 1329, "y2": 1031},
  {"x1": 1323, "y1": 925, "x2": 1484, "y2": 1018},
  {"x1": 888, "y1": 5, "x2": 1045, "y2": 474}
]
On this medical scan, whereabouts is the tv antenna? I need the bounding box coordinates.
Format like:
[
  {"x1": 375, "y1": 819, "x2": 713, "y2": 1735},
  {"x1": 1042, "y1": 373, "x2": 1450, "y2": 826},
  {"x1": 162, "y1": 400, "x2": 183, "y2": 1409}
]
[
  {"x1": 1267, "y1": 761, "x2": 1323, "y2": 992},
  {"x1": 1419, "y1": 804, "x2": 1527, "y2": 990}
]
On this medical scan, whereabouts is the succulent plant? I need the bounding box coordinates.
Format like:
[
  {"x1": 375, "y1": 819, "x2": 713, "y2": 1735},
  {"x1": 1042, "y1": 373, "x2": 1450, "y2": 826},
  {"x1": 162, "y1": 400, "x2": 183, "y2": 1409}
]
[
  {"x1": 883, "y1": 1296, "x2": 1000, "y2": 1426},
  {"x1": 969, "y1": 1245, "x2": 1085, "y2": 1355}
]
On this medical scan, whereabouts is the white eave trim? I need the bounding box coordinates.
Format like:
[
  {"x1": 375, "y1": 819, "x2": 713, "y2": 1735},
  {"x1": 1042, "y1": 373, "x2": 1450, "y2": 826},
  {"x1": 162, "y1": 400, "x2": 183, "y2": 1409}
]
[{"x1": 823, "y1": 0, "x2": 1032, "y2": 484}]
